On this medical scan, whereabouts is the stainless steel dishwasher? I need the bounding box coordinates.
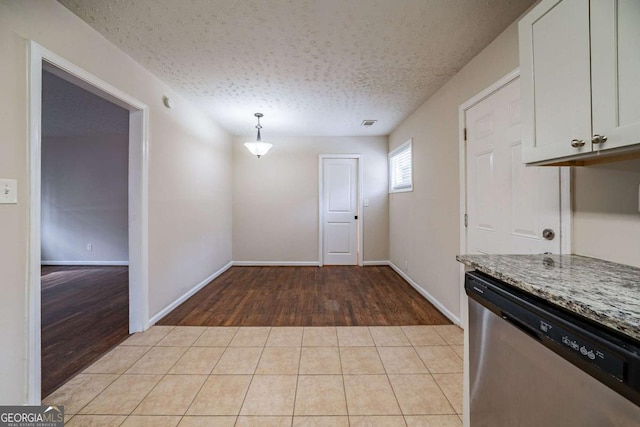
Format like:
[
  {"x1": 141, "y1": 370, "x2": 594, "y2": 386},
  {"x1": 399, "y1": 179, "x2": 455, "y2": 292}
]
[{"x1": 465, "y1": 271, "x2": 640, "y2": 426}]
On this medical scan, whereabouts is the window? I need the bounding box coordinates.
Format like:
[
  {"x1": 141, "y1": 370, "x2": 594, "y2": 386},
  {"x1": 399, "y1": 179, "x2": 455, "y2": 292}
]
[{"x1": 388, "y1": 139, "x2": 413, "y2": 193}]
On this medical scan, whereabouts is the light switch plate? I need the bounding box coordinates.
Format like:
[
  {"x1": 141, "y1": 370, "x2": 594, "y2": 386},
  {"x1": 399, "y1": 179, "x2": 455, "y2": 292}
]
[{"x1": 0, "y1": 179, "x2": 18, "y2": 204}]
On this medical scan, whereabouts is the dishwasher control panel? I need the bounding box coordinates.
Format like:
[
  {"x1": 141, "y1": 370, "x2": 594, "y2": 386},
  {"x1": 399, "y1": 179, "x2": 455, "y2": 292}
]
[{"x1": 538, "y1": 318, "x2": 625, "y2": 381}]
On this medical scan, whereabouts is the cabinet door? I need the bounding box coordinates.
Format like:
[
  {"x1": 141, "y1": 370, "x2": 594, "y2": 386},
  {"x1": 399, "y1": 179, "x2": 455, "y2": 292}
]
[
  {"x1": 591, "y1": 0, "x2": 640, "y2": 150},
  {"x1": 519, "y1": 0, "x2": 592, "y2": 163}
]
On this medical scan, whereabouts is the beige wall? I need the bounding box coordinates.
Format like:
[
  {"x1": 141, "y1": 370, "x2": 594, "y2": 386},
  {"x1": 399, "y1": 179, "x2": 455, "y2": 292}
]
[
  {"x1": 0, "y1": 1, "x2": 232, "y2": 403},
  {"x1": 388, "y1": 22, "x2": 521, "y2": 321},
  {"x1": 232, "y1": 136, "x2": 389, "y2": 263},
  {"x1": 573, "y1": 159, "x2": 640, "y2": 267}
]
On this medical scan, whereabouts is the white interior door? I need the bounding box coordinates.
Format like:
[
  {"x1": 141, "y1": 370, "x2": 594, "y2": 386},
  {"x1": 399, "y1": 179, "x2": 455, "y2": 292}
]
[
  {"x1": 322, "y1": 158, "x2": 358, "y2": 265},
  {"x1": 466, "y1": 77, "x2": 562, "y2": 255}
]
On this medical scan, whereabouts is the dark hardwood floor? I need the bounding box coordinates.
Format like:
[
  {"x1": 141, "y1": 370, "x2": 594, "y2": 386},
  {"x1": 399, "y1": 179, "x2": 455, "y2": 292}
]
[
  {"x1": 41, "y1": 266, "x2": 129, "y2": 398},
  {"x1": 159, "y1": 266, "x2": 451, "y2": 326}
]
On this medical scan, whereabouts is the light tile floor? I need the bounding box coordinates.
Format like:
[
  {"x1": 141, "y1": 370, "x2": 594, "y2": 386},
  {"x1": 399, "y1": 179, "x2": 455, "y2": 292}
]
[{"x1": 45, "y1": 325, "x2": 463, "y2": 427}]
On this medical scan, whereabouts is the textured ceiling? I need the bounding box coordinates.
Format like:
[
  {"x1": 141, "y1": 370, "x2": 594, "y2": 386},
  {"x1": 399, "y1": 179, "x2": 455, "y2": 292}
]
[{"x1": 58, "y1": 0, "x2": 534, "y2": 136}]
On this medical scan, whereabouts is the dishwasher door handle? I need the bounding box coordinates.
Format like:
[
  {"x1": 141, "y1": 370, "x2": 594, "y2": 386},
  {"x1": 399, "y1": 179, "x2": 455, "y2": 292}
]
[{"x1": 501, "y1": 312, "x2": 542, "y2": 341}]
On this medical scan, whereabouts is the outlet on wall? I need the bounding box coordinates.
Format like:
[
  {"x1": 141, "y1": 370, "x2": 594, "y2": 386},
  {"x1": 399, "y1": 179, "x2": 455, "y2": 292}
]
[
  {"x1": 403, "y1": 259, "x2": 408, "y2": 271},
  {"x1": 87, "y1": 243, "x2": 93, "y2": 251}
]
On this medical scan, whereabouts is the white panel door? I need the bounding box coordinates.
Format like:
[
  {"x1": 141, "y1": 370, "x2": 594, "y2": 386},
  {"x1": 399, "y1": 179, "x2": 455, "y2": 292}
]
[
  {"x1": 466, "y1": 77, "x2": 561, "y2": 255},
  {"x1": 322, "y1": 158, "x2": 358, "y2": 265},
  {"x1": 591, "y1": 0, "x2": 640, "y2": 150}
]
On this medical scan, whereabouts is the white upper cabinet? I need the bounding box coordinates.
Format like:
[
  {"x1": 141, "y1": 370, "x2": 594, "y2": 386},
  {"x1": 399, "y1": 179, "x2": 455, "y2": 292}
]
[
  {"x1": 520, "y1": 0, "x2": 591, "y2": 163},
  {"x1": 520, "y1": 0, "x2": 640, "y2": 164},
  {"x1": 591, "y1": 0, "x2": 640, "y2": 150}
]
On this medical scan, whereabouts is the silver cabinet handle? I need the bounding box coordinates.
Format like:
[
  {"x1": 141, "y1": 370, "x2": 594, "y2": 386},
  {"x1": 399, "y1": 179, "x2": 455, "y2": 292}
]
[
  {"x1": 592, "y1": 134, "x2": 608, "y2": 144},
  {"x1": 571, "y1": 139, "x2": 585, "y2": 147}
]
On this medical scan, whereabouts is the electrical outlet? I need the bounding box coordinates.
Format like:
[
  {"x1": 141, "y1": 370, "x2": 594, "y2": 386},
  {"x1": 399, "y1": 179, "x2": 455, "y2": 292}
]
[
  {"x1": 404, "y1": 259, "x2": 408, "y2": 271},
  {"x1": 364, "y1": 199, "x2": 369, "y2": 207},
  {"x1": 0, "y1": 179, "x2": 17, "y2": 204},
  {"x1": 87, "y1": 243, "x2": 93, "y2": 251}
]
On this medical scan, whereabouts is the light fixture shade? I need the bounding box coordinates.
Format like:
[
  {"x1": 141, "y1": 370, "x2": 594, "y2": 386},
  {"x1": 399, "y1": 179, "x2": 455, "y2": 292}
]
[{"x1": 243, "y1": 141, "x2": 273, "y2": 158}]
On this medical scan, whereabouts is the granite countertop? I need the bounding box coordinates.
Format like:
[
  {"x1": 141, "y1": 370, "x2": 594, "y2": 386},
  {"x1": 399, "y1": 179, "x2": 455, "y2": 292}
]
[{"x1": 456, "y1": 254, "x2": 640, "y2": 342}]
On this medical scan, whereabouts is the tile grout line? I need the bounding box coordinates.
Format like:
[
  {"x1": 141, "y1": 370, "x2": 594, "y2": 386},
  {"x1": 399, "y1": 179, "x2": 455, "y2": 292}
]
[
  {"x1": 67, "y1": 326, "x2": 175, "y2": 418},
  {"x1": 291, "y1": 327, "x2": 305, "y2": 426},
  {"x1": 231, "y1": 326, "x2": 244, "y2": 427},
  {"x1": 125, "y1": 327, "x2": 206, "y2": 421},
  {"x1": 178, "y1": 326, "x2": 229, "y2": 425},
  {"x1": 415, "y1": 326, "x2": 463, "y2": 417},
  {"x1": 237, "y1": 330, "x2": 254, "y2": 424},
  {"x1": 396, "y1": 327, "x2": 413, "y2": 426},
  {"x1": 335, "y1": 333, "x2": 351, "y2": 427},
  {"x1": 174, "y1": 326, "x2": 237, "y2": 425},
  {"x1": 429, "y1": 327, "x2": 462, "y2": 416},
  {"x1": 367, "y1": 326, "x2": 407, "y2": 425},
  {"x1": 59, "y1": 373, "x2": 121, "y2": 418},
  {"x1": 406, "y1": 326, "x2": 464, "y2": 421},
  {"x1": 82, "y1": 342, "x2": 153, "y2": 375},
  {"x1": 233, "y1": 327, "x2": 271, "y2": 423},
  {"x1": 430, "y1": 372, "x2": 461, "y2": 416},
  {"x1": 434, "y1": 326, "x2": 464, "y2": 415}
]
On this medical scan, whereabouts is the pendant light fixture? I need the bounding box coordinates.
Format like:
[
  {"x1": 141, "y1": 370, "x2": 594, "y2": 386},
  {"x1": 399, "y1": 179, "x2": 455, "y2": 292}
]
[{"x1": 244, "y1": 113, "x2": 273, "y2": 158}]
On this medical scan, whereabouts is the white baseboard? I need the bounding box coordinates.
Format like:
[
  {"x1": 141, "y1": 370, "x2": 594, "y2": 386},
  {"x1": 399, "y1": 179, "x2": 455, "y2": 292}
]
[
  {"x1": 362, "y1": 260, "x2": 390, "y2": 266},
  {"x1": 233, "y1": 261, "x2": 390, "y2": 267},
  {"x1": 41, "y1": 260, "x2": 129, "y2": 266},
  {"x1": 233, "y1": 261, "x2": 321, "y2": 267},
  {"x1": 148, "y1": 261, "x2": 233, "y2": 326},
  {"x1": 388, "y1": 261, "x2": 461, "y2": 326}
]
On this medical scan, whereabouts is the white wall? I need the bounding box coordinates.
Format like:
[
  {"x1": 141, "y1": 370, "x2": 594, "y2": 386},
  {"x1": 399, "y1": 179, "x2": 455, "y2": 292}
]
[
  {"x1": 42, "y1": 70, "x2": 130, "y2": 264},
  {"x1": 388, "y1": 22, "x2": 522, "y2": 321},
  {"x1": 232, "y1": 136, "x2": 389, "y2": 263},
  {"x1": 573, "y1": 159, "x2": 640, "y2": 267},
  {"x1": 0, "y1": 0, "x2": 232, "y2": 403}
]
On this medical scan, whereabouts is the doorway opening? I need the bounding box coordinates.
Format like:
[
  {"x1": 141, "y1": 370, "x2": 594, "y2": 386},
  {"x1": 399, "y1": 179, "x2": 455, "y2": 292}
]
[
  {"x1": 318, "y1": 154, "x2": 363, "y2": 266},
  {"x1": 28, "y1": 42, "x2": 149, "y2": 403},
  {"x1": 40, "y1": 66, "x2": 131, "y2": 397}
]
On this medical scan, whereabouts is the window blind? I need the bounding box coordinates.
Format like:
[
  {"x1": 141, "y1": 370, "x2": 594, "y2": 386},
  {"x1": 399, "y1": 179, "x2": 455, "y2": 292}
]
[{"x1": 389, "y1": 141, "x2": 412, "y2": 192}]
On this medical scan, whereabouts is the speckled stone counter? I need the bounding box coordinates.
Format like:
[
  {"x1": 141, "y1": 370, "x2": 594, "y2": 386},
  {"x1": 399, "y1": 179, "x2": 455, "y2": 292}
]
[{"x1": 457, "y1": 254, "x2": 640, "y2": 342}]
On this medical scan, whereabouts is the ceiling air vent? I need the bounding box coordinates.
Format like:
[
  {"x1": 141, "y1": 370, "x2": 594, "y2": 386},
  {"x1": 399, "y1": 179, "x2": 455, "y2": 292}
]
[{"x1": 361, "y1": 120, "x2": 377, "y2": 127}]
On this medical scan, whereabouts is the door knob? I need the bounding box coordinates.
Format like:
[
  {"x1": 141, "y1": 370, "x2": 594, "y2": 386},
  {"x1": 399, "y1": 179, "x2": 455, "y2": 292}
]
[
  {"x1": 592, "y1": 134, "x2": 608, "y2": 144},
  {"x1": 542, "y1": 229, "x2": 555, "y2": 240},
  {"x1": 571, "y1": 139, "x2": 585, "y2": 148}
]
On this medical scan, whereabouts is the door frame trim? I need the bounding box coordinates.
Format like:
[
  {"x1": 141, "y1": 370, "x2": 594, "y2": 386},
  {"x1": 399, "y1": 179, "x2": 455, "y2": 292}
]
[
  {"x1": 318, "y1": 154, "x2": 364, "y2": 267},
  {"x1": 457, "y1": 67, "x2": 572, "y2": 324},
  {"x1": 27, "y1": 41, "x2": 150, "y2": 403}
]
